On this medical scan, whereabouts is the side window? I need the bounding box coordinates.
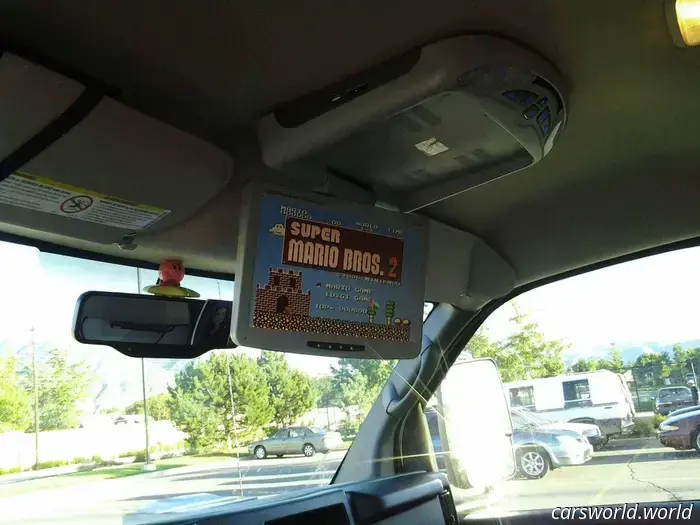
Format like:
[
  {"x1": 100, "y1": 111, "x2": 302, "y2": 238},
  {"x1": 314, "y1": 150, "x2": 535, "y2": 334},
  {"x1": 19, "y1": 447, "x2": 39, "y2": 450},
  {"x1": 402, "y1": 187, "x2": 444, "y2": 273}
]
[
  {"x1": 563, "y1": 379, "x2": 592, "y2": 408},
  {"x1": 509, "y1": 386, "x2": 535, "y2": 408},
  {"x1": 274, "y1": 429, "x2": 289, "y2": 439},
  {"x1": 438, "y1": 246, "x2": 700, "y2": 514},
  {"x1": 289, "y1": 429, "x2": 304, "y2": 438}
]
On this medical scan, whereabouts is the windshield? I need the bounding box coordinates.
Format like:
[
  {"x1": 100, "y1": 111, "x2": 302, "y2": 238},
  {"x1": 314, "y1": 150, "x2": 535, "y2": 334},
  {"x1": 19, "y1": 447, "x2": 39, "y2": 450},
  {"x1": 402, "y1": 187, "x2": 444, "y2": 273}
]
[
  {"x1": 0, "y1": 242, "x2": 432, "y2": 524},
  {"x1": 658, "y1": 387, "x2": 691, "y2": 400},
  {"x1": 514, "y1": 408, "x2": 550, "y2": 426}
]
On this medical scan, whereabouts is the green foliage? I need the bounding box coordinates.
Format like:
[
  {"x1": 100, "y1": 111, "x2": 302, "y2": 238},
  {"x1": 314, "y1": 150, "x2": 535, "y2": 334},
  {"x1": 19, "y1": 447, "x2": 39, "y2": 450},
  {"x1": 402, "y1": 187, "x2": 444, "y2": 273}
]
[
  {"x1": 570, "y1": 358, "x2": 599, "y2": 373},
  {"x1": 651, "y1": 413, "x2": 667, "y2": 429},
  {"x1": 168, "y1": 352, "x2": 273, "y2": 451},
  {"x1": 338, "y1": 418, "x2": 360, "y2": 438},
  {"x1": 571, "y1": 348, "x2": 625, "y2": 374},
  {"x1": 34, "y1": 459, "x2": 69, "y2": 470},
  {"x1": 125, "y1": 393, "x2": 172, "y2": 420},
  {"x1": 0, "y1": 357, "x2": 30, "y2": 432},
  {"x1": 630, "y1": 418, "x2": 655, "y2": 437},
  {"x1": 332, "y1": 358, "x2": 395, "y2": 413},
  {"x1": 311, "y1": 376, "x2": 342, "y2": 408},
  {"x1": 21, "y1": 349, "x2": 92, "y2": 431},
  {"x1": 257, "y1": 351, "x2": 314, "y2": 428},
  {"x1": 467, "y1": 303, "x2": 568, "y2": 382}
]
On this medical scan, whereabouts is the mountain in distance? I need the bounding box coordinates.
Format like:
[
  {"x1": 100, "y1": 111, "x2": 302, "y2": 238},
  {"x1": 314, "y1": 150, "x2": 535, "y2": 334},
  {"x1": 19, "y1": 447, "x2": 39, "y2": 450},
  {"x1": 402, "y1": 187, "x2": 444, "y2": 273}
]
[{"x1": 2, "y1": 339, "x2": 187, "y2": 414}]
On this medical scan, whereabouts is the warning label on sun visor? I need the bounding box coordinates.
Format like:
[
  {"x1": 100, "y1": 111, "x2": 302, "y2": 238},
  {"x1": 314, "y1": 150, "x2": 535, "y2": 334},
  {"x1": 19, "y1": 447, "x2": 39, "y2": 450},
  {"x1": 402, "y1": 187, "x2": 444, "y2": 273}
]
[{"x1": 0, "y1": 172, "x2": 170, "y2": 230}]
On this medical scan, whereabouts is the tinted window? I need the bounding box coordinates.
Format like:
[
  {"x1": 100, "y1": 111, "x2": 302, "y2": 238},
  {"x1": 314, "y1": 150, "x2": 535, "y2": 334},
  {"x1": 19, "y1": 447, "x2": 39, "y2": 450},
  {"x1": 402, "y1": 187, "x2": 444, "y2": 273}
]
[
  {"x1": 289, "y1": 429, "x2": 305, "y2": 438},
  {"x1": 274, "y1": 429, "x2": 289, "y2": 438},
  {"x1": 563, "y1": 379, "x2": 592, "y2": 408},
  {"x1": 509, "y1": 386, "x2": 535, "y2": 407}
]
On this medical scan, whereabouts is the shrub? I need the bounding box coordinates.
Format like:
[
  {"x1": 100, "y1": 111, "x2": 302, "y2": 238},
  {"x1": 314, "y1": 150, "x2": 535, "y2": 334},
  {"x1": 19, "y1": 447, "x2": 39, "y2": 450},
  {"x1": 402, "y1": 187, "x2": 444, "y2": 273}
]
[
  {"x1": 34, "y1": 460, "x2": 68, "y2": 470},
  {"x1": 630, "y1": 419, "x2": 655, "y2": 437},
  {"x1": 339, "y1": 419, "x2": 360, "y2": 439},
  {"x1": 651, "y1": 414, "x2": 667, "y2": 429}
]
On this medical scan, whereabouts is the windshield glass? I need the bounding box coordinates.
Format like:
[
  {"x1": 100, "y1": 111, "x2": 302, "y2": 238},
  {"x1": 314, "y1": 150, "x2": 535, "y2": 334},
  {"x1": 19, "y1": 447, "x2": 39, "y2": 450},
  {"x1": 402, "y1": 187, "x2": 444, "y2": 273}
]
[
  {"x1": 658, "y1": 387, "x2": 691, "y2": 400},
  {"x1": 0, "y1": 242, "x2": 432, "y2": 524},
  {"x1": 514, "y1": 408, "x2": 550, "y2": 426}
]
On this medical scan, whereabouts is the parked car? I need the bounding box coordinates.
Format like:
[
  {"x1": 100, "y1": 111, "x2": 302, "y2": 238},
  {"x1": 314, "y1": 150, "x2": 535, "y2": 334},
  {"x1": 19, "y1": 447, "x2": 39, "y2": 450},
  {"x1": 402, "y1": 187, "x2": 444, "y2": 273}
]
[
  {"x1": 511, "y1": 407, "x2": 607, "y2": 450},
  {"x1": 510, "y1": 412, "x2": 593, "y2": 479},
  {"x1": 248, "y1": 426, "x2": 343, "y2": 459},
  {"x1": 504, "y1": 370, "x2": 635, "y2": 437},
  {"x1": 667, "y1": 405, "x2": 700, "y2": 419},
  {"x1": 425, "y1": 407, "x2": 592, "y2": 480},
  {"x1": 113, "y1": 415, "x2": 153, "y2": 425},
  {"x1": 658, "y1": 411, "x2": 700, "y2": 453},
  {"x1": 654, "y1": 386, "x2": 695, "y2": 416}
]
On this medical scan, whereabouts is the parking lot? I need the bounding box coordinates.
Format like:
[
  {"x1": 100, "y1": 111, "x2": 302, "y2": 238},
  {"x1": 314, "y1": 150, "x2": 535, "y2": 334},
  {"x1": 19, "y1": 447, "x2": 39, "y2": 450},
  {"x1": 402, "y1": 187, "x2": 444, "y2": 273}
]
[
  {"x1": 3, "y1": 438, "x2": 700, "y2": 523},
  {"x1": 477, "y1": 438, "x2": 700, "y2": 516}
]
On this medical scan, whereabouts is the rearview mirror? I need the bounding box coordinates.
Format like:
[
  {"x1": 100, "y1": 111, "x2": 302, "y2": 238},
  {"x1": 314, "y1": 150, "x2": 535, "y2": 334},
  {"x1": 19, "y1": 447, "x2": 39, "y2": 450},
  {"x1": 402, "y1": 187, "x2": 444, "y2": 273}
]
[
  {"x1": 73, "y1": 291, "x2": 235, "y2": 358},
  {"x1": 433, "y1": 358, "x2": 515, "y2": 490}
]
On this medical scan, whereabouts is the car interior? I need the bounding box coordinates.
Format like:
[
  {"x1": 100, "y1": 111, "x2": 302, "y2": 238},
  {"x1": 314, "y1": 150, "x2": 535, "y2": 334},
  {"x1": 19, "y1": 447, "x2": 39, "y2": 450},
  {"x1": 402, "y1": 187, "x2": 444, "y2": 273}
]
[{"x1": 1, "y1": 1, "x2": 700, "y2": 524}]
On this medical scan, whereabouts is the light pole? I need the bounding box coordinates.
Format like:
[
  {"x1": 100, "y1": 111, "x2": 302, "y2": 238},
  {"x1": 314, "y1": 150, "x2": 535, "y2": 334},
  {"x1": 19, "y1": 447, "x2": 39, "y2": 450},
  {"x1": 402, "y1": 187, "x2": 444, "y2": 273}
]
[
  {"x1": 30, "y1": 327, "x2": 39, "y2": 470},
  {"x1": 225, "y1": 351, "x2": 244, "y2": 498},
  {"x1": 136, "y1": 268, "x2": 155, "y2": 471}
]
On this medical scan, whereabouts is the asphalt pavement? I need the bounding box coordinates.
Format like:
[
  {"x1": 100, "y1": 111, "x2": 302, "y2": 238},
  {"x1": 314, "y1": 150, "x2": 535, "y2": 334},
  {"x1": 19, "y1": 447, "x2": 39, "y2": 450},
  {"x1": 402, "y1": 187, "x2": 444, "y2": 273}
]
[
  {"x1": 4, "y1": 440, "x2": 700, "y2": 524},
  {"x1": 473, "y1": 441, "x2": 700, "y2": 517},
  {"x1": 0, "y1": 451, "x2": 346, "y2": 524}
]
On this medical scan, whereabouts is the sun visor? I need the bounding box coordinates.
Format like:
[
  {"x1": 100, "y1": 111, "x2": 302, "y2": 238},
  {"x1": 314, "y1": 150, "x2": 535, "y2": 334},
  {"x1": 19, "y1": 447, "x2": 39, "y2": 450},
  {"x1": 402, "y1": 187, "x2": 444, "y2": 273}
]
[
  {"x1": 0, "y1": 53, "x2": 233, "y2": 244},
  {"x1": 0, "y1": 53, "x2": 85, "y2": 159},
  {"x1": 258, "y1": 35, "x2": 567, "y2": 211}
]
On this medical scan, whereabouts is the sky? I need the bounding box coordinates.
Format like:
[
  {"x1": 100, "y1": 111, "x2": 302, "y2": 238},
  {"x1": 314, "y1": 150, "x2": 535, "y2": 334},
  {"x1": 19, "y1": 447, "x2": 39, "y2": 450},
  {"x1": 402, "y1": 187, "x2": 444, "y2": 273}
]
[
  {"x1": 3, "y1": 240, "x2": 700, "y2": 376},
  {"x1": 482, "y1": 246, "x2": 700, "y2": 360}
]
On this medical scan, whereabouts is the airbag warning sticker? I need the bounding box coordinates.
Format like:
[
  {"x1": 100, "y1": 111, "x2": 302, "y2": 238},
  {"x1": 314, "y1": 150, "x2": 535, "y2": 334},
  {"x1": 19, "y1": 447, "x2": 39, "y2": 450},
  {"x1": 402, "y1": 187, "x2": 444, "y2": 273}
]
[{"x1": 0, "y1": 172, "x2": 170, "y2": 230}]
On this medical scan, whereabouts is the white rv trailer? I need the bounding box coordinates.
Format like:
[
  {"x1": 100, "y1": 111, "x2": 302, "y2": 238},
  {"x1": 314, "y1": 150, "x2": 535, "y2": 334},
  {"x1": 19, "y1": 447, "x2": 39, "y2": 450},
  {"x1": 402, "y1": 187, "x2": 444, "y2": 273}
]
[{"x1": 503, "y1": 370, "x2": 636, "y2": 437}]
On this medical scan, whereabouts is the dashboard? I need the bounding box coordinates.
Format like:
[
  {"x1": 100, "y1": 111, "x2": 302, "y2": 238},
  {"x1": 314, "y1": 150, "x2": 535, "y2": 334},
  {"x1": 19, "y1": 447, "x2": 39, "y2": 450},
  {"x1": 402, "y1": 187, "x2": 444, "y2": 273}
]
[{"x1": 125, "y1": 472, "x2": 456, "y2": 525}]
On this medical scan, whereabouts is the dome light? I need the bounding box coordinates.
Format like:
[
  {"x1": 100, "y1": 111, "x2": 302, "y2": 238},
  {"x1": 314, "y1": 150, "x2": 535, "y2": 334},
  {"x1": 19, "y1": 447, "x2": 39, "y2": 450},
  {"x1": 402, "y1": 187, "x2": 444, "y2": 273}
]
[{"x1": 667, "y1": 0, "x2": 700, "y2": 47}]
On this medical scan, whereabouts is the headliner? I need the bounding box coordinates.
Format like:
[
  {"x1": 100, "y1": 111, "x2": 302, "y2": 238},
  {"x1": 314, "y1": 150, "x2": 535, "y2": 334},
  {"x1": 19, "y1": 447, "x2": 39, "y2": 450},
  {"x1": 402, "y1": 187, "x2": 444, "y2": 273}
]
[{"x1": 0, "y1": 0, "x2": 699, "y2": 286}]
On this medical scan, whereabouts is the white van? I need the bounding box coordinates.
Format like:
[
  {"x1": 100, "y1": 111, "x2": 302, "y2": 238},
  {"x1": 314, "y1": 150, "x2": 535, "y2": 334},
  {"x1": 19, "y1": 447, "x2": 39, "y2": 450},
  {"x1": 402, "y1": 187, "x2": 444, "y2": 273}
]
[{"x1": 504, "y1": 370, "x2": 636, "y2": 439}]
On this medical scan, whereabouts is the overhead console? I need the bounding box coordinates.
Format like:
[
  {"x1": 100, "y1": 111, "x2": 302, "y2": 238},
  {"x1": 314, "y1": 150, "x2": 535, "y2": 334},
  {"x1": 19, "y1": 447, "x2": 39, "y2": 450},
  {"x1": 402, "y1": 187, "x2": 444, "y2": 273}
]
[
  {"x1": 0, "y1": 51, "x2": 232, "y2": 246},
  {"x1": 258, "y1": 35, "x2": 567, "y2": 212}
]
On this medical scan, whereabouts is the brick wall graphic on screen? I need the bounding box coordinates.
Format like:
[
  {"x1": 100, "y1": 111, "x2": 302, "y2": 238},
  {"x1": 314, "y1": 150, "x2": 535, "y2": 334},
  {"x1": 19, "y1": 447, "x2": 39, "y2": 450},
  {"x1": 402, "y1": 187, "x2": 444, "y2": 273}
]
[
  {"x1": 253, "y1": 267, "x2": 410, "y2": 342},
  {"x1": 254, "y1": 267, "x2": 311, "y2": 317}
]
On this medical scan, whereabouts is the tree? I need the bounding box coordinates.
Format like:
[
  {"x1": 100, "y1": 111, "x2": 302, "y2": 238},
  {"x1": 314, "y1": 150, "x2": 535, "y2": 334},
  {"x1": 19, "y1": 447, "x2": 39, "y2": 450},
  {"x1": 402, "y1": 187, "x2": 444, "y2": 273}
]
[
  {"x1": 125, "y1": 393, "x2": 172, "y2": 420},
  {"x1": 634, "y1": 352, "x2": 671, "y2": 386},
  {"x1": 22, "y1": 349, "x2": 92, "y2": 431},
  {"x1": 467, "y1": 304, "x2": 568, "y2": 382},
  {"x1": 257, "y1": 351, "x2": 314, "y2": 428},
  {"x1": 595, "y1": 348, "x2": 625, "y2": 373},
  {"x1": 311, "y1": 376, "x2": 342, "y2": 408},
  {"x1": 672, "y1": 344, "x2": 689, "y2": 380},
  {"x1": 0, "y1": 357, "x2": 30, "y2": 432},
  {"x1": 168, "y1": 352, "x2": 273, "y2": 450},
  {"x1": 570, "y1": 358, "x2": 599, "y2": 373},
  {"x1": 330, "y1": 358, "x2": 395, "y2": 415}
]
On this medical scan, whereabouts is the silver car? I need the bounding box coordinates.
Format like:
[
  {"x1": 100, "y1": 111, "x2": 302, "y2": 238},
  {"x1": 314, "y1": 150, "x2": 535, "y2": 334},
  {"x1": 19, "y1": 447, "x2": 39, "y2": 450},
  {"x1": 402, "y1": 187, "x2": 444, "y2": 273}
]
[{"x1": 248, "y1": 426, "x2": 343, "y2": 459}]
